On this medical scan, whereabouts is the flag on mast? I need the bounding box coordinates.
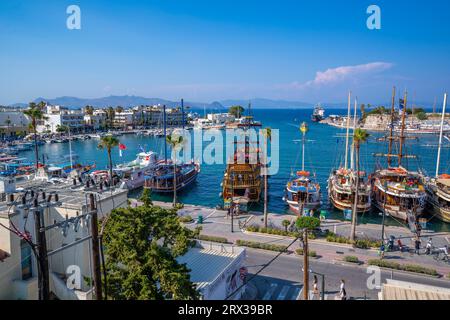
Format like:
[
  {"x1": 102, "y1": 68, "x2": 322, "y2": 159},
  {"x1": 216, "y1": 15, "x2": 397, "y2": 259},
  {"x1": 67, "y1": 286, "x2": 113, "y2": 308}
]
[{"x1": 119, "y1": 143, "x2": 127, "y2": 157}]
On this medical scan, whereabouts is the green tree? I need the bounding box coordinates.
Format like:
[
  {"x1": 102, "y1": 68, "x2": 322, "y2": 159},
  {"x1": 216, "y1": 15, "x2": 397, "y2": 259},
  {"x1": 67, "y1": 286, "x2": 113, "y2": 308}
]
[
  {"x1": 56, "y1": 124, "x2": 69, "y2": 133},
  {"x1": 97, "y1": 135, "x2": 120, "y2": 180},
  {"x1": 166, "y1": 134, "x2": 184, "y2": 207},
  {"x1": 350, "y1": 128, "x2": 370, "y2": 241},
  {"x1": 229, "y1": 105, "x2": 244, "y2": 118},
  {"x1": 415, "y1": 111, "x2": 428, "y2": 121},
  {"x1": 140, "y1": 188, "x2": 153, "y2": 207},
  {"x1": 115, "y1": 106, "x2": 124, "y2": 113},
  {"x1": 103, "y1": 205, "x2": 199, "y2": 300},
  {"x1": 295, "y1": 216, "x2": 320, "y2": 231},
  {"x1": 262, "y1": 127, "x2": 272, "y2": 228},
  {"x1": 106, "y1": 107, "x2": 115, "y2": 129},
  {"x1": 282, "y1": 219, "x2": 291, "y2": 232},
  {"x1": 23, "y1": 103, "x2": 48, "y2": 170}
]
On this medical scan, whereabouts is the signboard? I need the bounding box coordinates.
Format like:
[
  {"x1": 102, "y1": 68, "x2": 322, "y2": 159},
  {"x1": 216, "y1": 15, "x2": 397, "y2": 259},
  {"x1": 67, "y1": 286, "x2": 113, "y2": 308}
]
[{"x1": 344, "y1": 209, "x2": 353, "y2": 221}]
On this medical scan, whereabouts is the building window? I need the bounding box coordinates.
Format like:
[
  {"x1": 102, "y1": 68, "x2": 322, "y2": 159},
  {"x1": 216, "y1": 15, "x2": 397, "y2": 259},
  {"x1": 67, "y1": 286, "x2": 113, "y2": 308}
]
[{"x1": 20, "y1": 240, "x2": 33, "y2": 280}]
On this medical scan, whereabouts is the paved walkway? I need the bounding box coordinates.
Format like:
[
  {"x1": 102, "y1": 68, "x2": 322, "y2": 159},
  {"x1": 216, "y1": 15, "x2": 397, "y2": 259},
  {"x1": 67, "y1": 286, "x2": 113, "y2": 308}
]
[{"x1": 145, "y1": 200, "x2": 450, "y2": 277}]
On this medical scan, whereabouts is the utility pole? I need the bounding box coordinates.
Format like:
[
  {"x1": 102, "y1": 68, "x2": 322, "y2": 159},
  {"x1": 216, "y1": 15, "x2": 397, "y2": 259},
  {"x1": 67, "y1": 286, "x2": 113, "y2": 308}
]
[
  {"x1": 302, "y1": 230, "x2": 309, "y2": 300},
  {"x1": 33, "y1": 198, "x2": 50, "y2": 300},
  {"x1": 89, "y1": 194, "x2": 103, "y2": 300}
]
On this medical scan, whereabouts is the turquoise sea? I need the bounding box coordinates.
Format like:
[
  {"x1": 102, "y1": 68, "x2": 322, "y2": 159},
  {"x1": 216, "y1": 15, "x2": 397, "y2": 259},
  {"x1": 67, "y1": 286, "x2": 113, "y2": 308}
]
[{"x1": 21, "y1": 109, "x2": 450, "y2": 232}]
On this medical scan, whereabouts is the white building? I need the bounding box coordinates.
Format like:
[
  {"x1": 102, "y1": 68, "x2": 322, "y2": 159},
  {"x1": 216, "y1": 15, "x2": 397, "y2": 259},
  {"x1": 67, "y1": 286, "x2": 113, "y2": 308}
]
[
  {"x1": 0, "y1": 111, "x2": 31, "y2": 138},
  {"x1": 113, "y1": 110, "x2": 135, "y2": 129},
  {"x1": 39, "y1": 105, "x2": 85, "y2": 133},
  {"x1": 177, "y1": 241, "x2": 246, "y2": 300},
  {"x1": 84, "y1": 110, "x2": 107, "y2": 131},
  {"x1": 207, "y1": 113, "x2": 235, "y2": 124},
  {"x1": 0, "y1": 178, "x2": 128, "y2": 300}
]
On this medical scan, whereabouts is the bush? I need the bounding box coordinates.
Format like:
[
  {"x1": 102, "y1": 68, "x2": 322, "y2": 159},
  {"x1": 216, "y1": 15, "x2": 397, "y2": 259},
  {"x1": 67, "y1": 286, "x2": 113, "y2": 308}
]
[
  {"x1": 368, "y1": 259, "x2": 438, "y2": 276},
  {"x1": 236, "y1": 240, "x2": 288, "y2": 252},
  {"x1": 195, "y1": 234, "x2": 229, "y2": 244},
  {"x1": 296, "y1": 248, "x2": 317, "y2": 257},
  {"x1": 343, "y1": 256, "x2": 360, "y2": 264},
  {"x1": 178, "y1": 215, "x2": 193, "y2": 223},
  {"x1": 174, "y1": 203, "x2": 184, "y2": 209},
  {"x1": 326, "y1": 232, "x2": 381, "y2": 249}
]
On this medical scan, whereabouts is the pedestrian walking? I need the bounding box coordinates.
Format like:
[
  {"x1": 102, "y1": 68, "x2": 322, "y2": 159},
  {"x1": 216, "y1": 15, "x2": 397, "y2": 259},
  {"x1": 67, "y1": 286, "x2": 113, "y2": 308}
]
[
  {"x1": 426, "y1": 238, "x2": 433, "y2": 255},
  {"x1": 313, "y1": 275, "x2": 319, "y2": 299},
  {"x1": 379, "y1": 243, "x2": 385, "y2": 259},
  {"x1": 414, "y1": 237, "x2": 421, "y2": 255},
  {"x1": 338, "y1": 279, "x2": 347, "y2": 300}
]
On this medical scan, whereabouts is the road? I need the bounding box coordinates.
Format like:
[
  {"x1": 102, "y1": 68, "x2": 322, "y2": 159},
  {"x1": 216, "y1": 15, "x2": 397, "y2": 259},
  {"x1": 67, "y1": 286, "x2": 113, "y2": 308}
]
[{"x1": 244, "y1": 248, "x2": 450, "y2": 300}]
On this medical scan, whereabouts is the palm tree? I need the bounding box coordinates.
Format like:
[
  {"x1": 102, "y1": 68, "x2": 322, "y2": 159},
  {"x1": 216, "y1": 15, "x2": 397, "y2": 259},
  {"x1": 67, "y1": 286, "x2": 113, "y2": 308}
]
[
  {"x1": 282, "y1": 219, "x2": 290, "y2": 233},
  {"x1": 106, "y1": 107, "x2": 115, "y2": 129},
  {"x1": 262, "y1": 127, "x2": 272, "y2": 228},
  {"x1": 23, "y1": 103, "x2": 48, "y2": 170},
  {"x1": 166, "y1": 134, "x2": 184, "y2": 207},
  {"x1": 350, "y1": 128, "x2": 370, "y2": 241},
  {"x1": 97, "y1": 135, "x2": 120, "y2": 180}
]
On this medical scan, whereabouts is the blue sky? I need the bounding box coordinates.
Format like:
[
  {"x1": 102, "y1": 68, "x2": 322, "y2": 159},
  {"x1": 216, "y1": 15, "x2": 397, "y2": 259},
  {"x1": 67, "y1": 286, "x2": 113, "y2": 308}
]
[{"x1": 0, "y1": 0, "x2": 449, "y2": 105}]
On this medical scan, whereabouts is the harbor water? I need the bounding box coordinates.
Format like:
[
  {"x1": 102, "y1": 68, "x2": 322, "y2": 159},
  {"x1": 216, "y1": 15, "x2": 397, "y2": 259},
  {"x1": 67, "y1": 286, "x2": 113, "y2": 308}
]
[{"x1": 20, "y1": 108, "x2": 450, "y2": 232}]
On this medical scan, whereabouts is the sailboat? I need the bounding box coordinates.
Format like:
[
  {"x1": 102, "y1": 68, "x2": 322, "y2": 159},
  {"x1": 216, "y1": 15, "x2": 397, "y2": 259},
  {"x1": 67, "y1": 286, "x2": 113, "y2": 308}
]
[
  {"x1": 426, "y1": 93, "x2": 450, "y2": 223},
  {"x1": 283, "y1": 122, "x2": 321, "y2": 215},
  {"x1": 371, "y1": 88, "x2": 427, "y2": 222},
  {"x1": 144, "y1": 100, "x2": 200, "y2": 193},
  {"x1": 328, "y1": 93, "x2": 372, "y2": 214}
]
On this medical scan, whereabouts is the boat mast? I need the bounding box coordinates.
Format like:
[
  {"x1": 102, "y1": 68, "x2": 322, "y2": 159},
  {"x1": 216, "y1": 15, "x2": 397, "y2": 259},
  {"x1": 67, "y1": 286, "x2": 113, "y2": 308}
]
[
  {"x1": 181, "y1": 99, "x2": 185, "y2": 131},
  {"x1": 387, "y1": 87, "x2": 396, "y2": 167},
  {"x1": 436, "y1": 93, "x2": 448, "y2": 177},
  {"x1": 163, "y1": 104, "x2": 167, "y2": 163},
  {"x1": 398, "y1": 90, "x2": 408, "y2": 167},
  {"x1": 68, "y1": 126, "x2": 73, "y2": 169},
  {"x1": 300, "y1": 122, "x2": 308, "y2": 171},
  {"x1": 350, "y1": 97, "x2": 358, "y2": 170},
  {"x1": 344, "y1": 91, "x2": 351, "y2": 170}
]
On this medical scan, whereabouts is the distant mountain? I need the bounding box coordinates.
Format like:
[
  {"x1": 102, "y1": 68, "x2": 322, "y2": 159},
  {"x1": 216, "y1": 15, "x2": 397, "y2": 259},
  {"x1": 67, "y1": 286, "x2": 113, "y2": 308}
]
[
  {"x1": 219, "y1": 98, "x2": 314, "y2": 109},
  {"x1": 10, "y1": 95, "x2": 226, "y2": 110}
]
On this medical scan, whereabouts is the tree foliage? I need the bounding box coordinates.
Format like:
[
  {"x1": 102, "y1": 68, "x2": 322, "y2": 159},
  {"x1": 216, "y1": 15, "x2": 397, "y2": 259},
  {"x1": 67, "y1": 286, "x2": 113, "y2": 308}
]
[
  {"x1": 295, "y1": 216, "x2": 320, "y2": 231},
  {"x1": 229, "y1": 105, "x2": 244, "y2": 118},
  {"x1": 103, "y1": 205, "x2": 199, "y2": 300}
]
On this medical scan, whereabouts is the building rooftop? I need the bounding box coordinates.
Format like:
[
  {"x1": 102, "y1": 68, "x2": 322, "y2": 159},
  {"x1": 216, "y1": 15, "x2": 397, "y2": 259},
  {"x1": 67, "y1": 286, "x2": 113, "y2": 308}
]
[
  {"x1": 0, "y1": 178, "x2": 128, "y2": 217},
  {"x1": 380, "y1": 279, "x2": 450, "y2": 300},
  {"x1": 177, "y1": 242, "x2": 245, "y2": 291}
]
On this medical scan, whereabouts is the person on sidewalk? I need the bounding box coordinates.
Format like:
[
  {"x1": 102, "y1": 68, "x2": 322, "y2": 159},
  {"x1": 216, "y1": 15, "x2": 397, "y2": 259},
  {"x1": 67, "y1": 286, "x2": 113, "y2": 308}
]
[
  {"x1": 414, "y1": 237, "x2": 422, "y2": 255},
  {"x1": 426, "y1": 238, "x2": 433, "y2": 255},
  {"x1": 338, "y1": 279, "x2": 347, "y2": 300},
  {"x1": 313, "y1": 275, "x2": 319, "y2": 300},
  {"x1": 379, "y1": 243, "x2": 385, "y2": 259}
]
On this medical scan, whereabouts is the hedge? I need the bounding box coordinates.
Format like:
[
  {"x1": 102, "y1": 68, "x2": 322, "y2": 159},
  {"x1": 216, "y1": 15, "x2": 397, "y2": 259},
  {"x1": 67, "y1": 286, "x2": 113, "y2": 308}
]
[
  {"x1": 246, "y1": 225, "x2": 317, "y2": 239},
  {"x1": 343, "y1": 256, "x2": 360, "y2": 264},
  {"x1": 236, "y1": 240, "x2": 288, "y2": 252},
  {"x1": 326, "y1": 232, "x2": 381, "y2": 249},
  {"x1": 368, "y1": 259, "x2": 438, "y2": 276},
  {"x1": 195, "y1": 234, "x2": 229, "y2": 244},
  {"x1": 295, "y1": 248, "x2": 317, "y2": 257}
]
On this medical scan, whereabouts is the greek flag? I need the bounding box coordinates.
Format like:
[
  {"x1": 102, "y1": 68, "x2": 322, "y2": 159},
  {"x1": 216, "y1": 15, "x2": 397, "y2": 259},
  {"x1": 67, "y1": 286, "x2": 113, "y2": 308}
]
[{"x1": 138, "y1": 144, "x2": 145, "y2": 153}]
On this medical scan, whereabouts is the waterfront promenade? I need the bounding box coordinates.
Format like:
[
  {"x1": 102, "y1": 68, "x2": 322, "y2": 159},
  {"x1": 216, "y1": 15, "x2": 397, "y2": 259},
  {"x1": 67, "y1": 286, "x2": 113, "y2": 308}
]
[{"x1": 142, "y1": 200, "x2": 450, "y2": 278}]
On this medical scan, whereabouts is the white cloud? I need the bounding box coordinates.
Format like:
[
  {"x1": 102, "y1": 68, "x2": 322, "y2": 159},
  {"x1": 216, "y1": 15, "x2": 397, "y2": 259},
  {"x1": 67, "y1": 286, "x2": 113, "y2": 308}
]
[
  {"x1": 310, "y1": 62, "x2": 393, "y2": 86},
  {"x1": 287, "y1": 62, "x2": 394, "y2": 89}
]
